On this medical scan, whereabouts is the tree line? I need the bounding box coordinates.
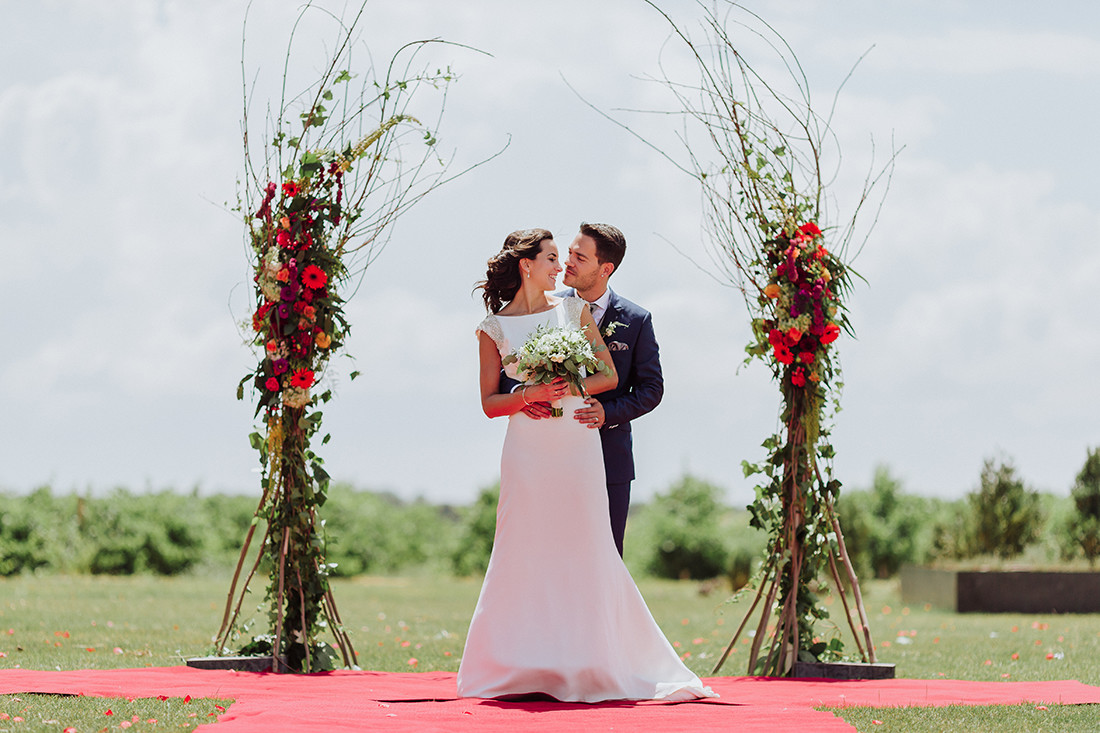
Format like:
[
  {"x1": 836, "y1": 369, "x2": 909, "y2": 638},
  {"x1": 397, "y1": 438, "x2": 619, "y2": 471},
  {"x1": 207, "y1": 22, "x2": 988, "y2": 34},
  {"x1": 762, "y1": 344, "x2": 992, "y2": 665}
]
[{"x1": 2, "y1": 448, "x2": 1097, "y2": 580}]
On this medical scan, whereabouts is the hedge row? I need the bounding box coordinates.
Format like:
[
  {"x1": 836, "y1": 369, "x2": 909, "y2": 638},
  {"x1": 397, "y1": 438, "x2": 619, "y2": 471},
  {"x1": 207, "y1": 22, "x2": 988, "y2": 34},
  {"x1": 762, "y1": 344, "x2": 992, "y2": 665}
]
[{"x1": 4, "y1": 452, "x2": 1097, "y2": 580}]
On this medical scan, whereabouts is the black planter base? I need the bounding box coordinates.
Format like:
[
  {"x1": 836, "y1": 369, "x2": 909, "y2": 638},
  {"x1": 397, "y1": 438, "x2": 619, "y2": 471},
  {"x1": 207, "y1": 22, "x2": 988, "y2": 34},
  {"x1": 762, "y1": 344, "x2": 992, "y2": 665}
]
[
  {"x1": 900, "y1": 565, "x2": 1100, "y2": 613},
  {"x1": 185, "y1": 655, "x2": 280, "y2": 673},
  {"x1": 792, "y1": 661, "x2": 896, "y2": 680}
]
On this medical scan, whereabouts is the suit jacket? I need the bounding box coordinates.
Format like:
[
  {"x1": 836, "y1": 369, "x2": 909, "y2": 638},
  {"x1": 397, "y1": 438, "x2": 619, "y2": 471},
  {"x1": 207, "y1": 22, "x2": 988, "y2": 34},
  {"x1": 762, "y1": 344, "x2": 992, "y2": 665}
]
[{"x1": 500, "y1": 289, "x2": 664, "y2": 484}]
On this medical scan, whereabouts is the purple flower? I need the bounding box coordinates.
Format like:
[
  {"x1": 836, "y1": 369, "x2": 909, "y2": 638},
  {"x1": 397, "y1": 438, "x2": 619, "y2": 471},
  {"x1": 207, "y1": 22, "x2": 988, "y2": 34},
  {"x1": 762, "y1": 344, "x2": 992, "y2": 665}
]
[
  {"x1": 271, "y1": 358, "x2": 289, "y2": 375},
  {"x1": 277, "y1": 303, "x2": 291, "y2": 320},
  {"x1": 280, "y1": 283, "x2": 300, "y2": 302}
]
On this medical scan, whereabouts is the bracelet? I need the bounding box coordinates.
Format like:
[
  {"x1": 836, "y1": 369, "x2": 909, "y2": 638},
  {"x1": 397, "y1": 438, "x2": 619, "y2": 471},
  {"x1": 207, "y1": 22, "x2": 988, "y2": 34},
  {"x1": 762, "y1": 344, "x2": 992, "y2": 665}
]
[{"x1": 521, "y1": 386, "x2": 531, "y2": 406}]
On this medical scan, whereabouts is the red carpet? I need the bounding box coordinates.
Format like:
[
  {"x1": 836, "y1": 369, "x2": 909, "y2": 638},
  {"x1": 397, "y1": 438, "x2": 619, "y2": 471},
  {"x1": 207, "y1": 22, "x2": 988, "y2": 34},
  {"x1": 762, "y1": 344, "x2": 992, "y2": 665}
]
[{"x1": 2, "y1": 667, "x2": 1099, "y2": 732}]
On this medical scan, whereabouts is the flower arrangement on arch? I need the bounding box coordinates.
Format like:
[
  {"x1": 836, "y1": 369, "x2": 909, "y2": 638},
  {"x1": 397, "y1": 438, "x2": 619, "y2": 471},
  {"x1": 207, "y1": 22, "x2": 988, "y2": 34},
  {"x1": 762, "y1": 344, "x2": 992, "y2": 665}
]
[
  {"x1": 247, "y1": 159, "x2": 348, "y2": 416},
  {"x1": 753, "y1": 221, "x2": 845, "y2": 395}
]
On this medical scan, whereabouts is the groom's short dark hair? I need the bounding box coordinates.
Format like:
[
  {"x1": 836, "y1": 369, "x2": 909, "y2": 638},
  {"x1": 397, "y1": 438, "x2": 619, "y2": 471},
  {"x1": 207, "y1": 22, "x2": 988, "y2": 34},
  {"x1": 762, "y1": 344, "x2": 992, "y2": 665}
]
[{"x1": 580, "y1": 222, "x2": 626, "y2": 273}]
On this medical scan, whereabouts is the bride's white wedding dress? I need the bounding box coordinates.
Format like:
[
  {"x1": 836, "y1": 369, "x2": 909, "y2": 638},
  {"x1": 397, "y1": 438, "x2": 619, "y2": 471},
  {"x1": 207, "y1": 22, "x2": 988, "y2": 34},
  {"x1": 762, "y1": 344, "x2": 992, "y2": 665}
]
[{"x1": 457, "y1": 297, "x2": 716, "y2": 703}]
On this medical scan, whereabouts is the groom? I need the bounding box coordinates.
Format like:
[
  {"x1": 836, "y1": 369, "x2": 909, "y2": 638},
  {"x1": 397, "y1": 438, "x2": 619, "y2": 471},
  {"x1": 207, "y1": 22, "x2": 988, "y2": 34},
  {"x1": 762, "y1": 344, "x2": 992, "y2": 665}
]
[{"x1": 505, "y1": 222, "x2": 664, "y2": 557}]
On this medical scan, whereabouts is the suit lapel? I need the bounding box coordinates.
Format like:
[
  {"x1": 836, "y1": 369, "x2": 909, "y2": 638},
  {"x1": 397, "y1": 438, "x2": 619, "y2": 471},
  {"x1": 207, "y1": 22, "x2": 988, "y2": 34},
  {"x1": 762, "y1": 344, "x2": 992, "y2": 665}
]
[{"x1": 600, "y1": 290, "x2": 620, "y2": 331}]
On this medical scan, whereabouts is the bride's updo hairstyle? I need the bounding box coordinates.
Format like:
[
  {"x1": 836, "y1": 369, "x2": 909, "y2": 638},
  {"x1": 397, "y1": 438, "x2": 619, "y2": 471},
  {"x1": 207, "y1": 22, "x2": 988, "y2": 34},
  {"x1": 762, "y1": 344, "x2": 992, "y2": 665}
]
[{"x1": 476, "y1": 228, "x2": 554, "y2": 313}]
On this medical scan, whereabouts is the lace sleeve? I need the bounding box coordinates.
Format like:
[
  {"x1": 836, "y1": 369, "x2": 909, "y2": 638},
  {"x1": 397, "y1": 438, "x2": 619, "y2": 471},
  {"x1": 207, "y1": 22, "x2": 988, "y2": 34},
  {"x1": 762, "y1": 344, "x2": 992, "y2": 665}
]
[
  {"x1": 563, "y1": 296, "x2": 586, "y2": 328},
  {"x1": 475, "y1": 314, "x2": 504, "y2": 348}
]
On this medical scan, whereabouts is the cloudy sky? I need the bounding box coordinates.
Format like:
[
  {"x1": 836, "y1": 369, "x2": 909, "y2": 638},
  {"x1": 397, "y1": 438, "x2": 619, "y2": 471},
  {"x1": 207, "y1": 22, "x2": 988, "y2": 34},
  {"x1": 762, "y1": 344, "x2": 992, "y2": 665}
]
[{"x1": 2, "y1": 0, "x2": 1098, "y2": 507}]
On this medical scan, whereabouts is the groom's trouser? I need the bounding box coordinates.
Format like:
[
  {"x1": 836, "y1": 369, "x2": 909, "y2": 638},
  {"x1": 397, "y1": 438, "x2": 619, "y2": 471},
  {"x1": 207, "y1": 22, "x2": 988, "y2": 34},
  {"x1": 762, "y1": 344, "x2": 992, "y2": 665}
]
[{"x1": 607, "y1": 481, "x2": 631, "y2": 558}]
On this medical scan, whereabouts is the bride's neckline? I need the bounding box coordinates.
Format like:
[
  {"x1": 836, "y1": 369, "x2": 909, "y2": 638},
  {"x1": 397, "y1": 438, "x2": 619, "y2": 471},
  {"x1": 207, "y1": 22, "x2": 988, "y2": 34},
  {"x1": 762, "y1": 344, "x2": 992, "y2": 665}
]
[{"x1": 494, "y1": 297, "x2": 564, "y2": 318}]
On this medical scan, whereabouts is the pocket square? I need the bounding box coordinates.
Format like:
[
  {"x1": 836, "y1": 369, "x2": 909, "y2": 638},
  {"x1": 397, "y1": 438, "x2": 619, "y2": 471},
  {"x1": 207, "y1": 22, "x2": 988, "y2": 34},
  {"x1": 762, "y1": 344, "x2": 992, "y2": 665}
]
[{"x1": 608, "y1": 341, "x2": 629, "y2": 352}]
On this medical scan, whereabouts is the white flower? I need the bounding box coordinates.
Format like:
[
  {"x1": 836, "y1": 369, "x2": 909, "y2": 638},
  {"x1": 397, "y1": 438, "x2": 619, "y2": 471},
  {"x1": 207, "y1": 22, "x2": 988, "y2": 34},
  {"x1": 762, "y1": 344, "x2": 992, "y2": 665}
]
[{"x1": 282, "y1": 387, "x2": 311, "y2": 408}]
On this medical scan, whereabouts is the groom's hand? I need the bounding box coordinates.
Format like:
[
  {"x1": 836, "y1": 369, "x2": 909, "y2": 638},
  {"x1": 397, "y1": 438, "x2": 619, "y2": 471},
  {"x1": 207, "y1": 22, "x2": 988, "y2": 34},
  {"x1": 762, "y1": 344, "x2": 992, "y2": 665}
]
[{"x1": 574, "y1": 397, "x2": 605, "y2": 429}]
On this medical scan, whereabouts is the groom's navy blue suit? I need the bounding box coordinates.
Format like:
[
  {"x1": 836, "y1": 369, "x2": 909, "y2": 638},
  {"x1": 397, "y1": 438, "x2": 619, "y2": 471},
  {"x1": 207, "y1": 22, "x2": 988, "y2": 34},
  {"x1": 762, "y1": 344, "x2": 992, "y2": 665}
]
[{"x1": 503, "y1": 289, "x2": 664, "y2": 556}]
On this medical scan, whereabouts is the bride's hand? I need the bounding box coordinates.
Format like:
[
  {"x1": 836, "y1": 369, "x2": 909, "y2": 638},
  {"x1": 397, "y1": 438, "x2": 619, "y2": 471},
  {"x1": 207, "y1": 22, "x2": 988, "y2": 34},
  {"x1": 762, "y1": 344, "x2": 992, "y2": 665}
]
[{"x1": 524, "y1": 377, "x2": 569, "y2": 404}]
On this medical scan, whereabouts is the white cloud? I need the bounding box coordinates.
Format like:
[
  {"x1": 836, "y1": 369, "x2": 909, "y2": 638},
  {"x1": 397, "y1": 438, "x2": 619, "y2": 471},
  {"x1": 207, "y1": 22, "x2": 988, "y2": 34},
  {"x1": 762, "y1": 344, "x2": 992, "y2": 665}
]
[{"x1": 1, "y1": 0, "x2": 1097, "y2": 505}]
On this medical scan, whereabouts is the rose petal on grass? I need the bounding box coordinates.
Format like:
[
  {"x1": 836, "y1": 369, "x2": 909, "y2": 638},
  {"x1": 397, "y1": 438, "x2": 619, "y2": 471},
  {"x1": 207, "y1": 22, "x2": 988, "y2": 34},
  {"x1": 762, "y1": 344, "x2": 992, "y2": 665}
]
[
  {"x1": 1036, "y1": 705, "x2": 1048, "y2": 711},
  {"x1": 105, "y1": 709, "x2": 113, "y2": 716},
  {"x1": 120, "y1": 721, "x2": 132, "y2": 729},
  {"x1": 983, "y1": 660, "x2": 992, "y2": 666},
  {"x1": 157, "y1": 695, "x2": 169, "y2": 701},
  {"x1": 114, "y1": 647, "x2": 124, "y2": 654},
  {"x1": 184, "y1": 695, "x2": 192, "y2": 703},
  {"x1": 407, "y1": 658, "x2": 419, "y2": 668},
  {"x1": 1046, "y1": 653, "x2": 1054, "y2": 660}
]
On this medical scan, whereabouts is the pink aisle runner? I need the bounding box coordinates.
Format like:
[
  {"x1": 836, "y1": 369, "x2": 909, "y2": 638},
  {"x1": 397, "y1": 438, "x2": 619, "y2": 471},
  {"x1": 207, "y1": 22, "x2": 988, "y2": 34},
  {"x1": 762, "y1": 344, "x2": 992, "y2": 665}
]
[{"x1": 2, "y1": 667, "x2": 1099, "y2": 732}]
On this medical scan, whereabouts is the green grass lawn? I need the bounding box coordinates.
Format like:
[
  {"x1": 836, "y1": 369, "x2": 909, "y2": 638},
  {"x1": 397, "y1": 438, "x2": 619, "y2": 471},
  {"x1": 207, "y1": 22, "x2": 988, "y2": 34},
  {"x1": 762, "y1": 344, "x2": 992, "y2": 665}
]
[{"x1": 1, "y1": 573, "x2": 1098, "y2": 731}]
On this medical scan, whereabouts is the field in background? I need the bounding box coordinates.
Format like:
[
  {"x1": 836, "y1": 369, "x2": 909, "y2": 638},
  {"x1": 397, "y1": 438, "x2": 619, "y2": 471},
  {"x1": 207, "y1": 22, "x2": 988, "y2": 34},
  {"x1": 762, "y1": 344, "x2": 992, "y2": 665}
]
[{"x1": 1, "y1": 574, "x2": 1098, "y2": 732}]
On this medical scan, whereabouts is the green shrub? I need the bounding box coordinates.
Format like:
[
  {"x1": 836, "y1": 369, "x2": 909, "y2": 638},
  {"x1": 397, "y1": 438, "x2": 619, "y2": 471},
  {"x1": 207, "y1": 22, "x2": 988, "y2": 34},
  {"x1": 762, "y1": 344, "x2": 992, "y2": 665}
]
[
  {"x1": 81, "y1": 490, "x2": 207, "y2": 574},
  {"x1": 322, "y1": 484, "x2": 459, "y2": 576},
  {"x1": 1064, "y1": 447, "x2": 1100, "y2": 567},
  {"x1": 967, "y1": 457, "x2": 1043, "y2": 559},
  {"x1": 450, "y1": 484, "x2": 499, "y2": 576},
  {"x1": 645, "y1": 475, "x2": 730, "y2": 580},
  {"x1": 929, "y1": 496, "x2": 973, "y2": 561},
  {"x1": 836, "y1": 466, "x2": 933, "y2": 578}
]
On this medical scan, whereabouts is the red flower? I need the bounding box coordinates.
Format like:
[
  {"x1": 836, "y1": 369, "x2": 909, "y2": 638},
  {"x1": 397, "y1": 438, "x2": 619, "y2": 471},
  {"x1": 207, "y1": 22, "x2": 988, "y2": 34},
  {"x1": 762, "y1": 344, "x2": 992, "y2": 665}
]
[
  {"x1": 276, "y1": 230, "x2": 293, "y2": 249},
  {"x1": 767, "y1": 329, "x2": 785, "y2": 347},
  {"x1": 302, "y1": 264, "x2": 328, "y2": 289},
  {"x1": 282, "y1": 181, "x2": 300, "y2": 197},
  {"x1": 252, "y1": 303, "x2": 272, "y2": 332},
  {"x1": 786, "y1": 327, "x2": 802, "y2": 345},
  {"x1": 821, "y1": 323, "x2": 841, "y2": 345},
  {"x1": 791, "y1": 368, "x2": 806, "y2": 387},
  {"x1": 289, "y1": 369, "x2": 315, "y2": 389},
  {"x1": 265, "y1": 377, "x2": 280, "y2": 392},
  {"x1": 798, "y1": 351, "x2": 815, "y2": 363},
  {"x1": 255, "y1": 182, "x2": 277, "y2": 220},
  {"x1": 797, "y1": 222, "x2": 822, "y2": 238},
  {"x1": 773, "y1": 344, "x2": 794, "y2": 365}
]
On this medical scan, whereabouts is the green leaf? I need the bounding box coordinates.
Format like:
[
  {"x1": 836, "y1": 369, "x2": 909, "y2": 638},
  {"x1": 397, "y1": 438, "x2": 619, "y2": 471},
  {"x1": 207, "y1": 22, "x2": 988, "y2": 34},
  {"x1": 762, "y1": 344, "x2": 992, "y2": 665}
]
[{"x1": 237, "y1": 374, "x2": 253, "y2": 401}]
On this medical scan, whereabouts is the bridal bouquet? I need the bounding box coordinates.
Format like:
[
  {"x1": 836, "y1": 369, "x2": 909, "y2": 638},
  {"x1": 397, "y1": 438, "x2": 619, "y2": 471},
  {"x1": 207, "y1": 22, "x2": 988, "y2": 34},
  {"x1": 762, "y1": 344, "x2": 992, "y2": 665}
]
[{"x1": 503, "y1": 323, "x2": 611, "y2": 417}]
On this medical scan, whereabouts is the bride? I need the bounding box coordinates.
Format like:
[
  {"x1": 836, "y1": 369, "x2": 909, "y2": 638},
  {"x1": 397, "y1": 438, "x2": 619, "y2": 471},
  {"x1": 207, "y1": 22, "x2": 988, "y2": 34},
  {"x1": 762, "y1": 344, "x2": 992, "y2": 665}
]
[{"x1": 457, "y1": 228, "x2": 716, "y2": 703}]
